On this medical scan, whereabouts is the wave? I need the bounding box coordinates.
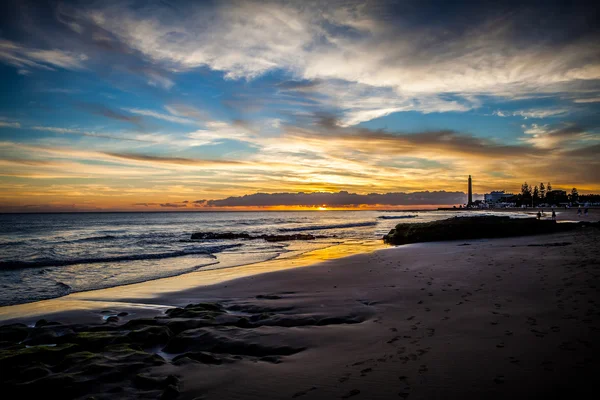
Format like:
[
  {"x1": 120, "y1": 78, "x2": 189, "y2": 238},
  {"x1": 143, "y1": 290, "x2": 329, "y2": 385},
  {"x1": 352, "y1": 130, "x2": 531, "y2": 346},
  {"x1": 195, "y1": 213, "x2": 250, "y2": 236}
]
[
  {"x1": 278, "y1": 221, "x2": 377, "y2": 232},
  {"x1": 377, "y1": 215, "x2": 418, "y2": 220},
  {"x1": 0, "y1": 243, "x2": 242, "y2": 271},
  {"x1": 71, "y1": 235, "x2": 117, "y2": 243}
]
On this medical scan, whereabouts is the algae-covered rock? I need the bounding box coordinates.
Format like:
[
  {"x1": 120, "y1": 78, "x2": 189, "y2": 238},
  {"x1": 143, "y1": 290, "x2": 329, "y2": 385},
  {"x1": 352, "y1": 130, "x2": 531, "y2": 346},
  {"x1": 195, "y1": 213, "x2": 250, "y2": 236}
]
[
  {"x1": 126, "y1": 326, "x2": 172, "y2": 347},
  {"x1": 383, "y1": 216, "x2": 579, "y2": 245},
  {"x1": 0, "y1": 323, "x2": 29, "y2": 343}
]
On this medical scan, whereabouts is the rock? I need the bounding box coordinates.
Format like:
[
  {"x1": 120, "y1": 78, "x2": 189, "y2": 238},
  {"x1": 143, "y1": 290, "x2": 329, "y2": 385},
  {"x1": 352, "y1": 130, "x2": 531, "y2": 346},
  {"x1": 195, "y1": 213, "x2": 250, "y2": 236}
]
[
  {"x1": 383, "y1": 216, "x2": 581, "y2": 245},
  {"x1": 117, "y1": 312, "x2": 129, "y2": 317},
  {"x1": 105, "y1": 316, "x2": 119, "y2": 323},
  {"x1": 163, "y1": 327, "x2": 304, "y2": 357},
  {"x1": 0, "y1": 323, "x2": 29, "y2": 343},
  {"x1": 120, "y1": 318, "x2": 162, "y2": 330},
  {"x1": 172, "y1": 351, "x2": 223, "y2": 365},
  {"x1": 126, "y1": 326, "x2": 172, "y2": 347},
  {"x1": 190, "y1": 232, "x2": 252, "y2": 240},
  {"x1": 72, "y1": 331, "x2": 125, "y2": 351},
  {"x1": 190, "y1": 232, "x2": 328, "y2": 242},
  {"x1": 166, "y1": 319, "x2": 212, "y2": 335},
  {"x1": 161, "y1": 384, "x2": 180, "y2": 400},
  {"x1": 134, "y1": 373, "x2": 169, "y2": 390},
  {"x1": 0, "y1": 343, "x2": 80, "y2": 370}
]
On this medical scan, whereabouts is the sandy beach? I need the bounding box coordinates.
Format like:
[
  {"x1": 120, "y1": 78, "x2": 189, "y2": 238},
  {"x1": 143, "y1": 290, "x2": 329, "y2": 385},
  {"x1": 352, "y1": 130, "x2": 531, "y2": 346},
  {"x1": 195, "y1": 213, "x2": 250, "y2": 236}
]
[{"x1": 1, "y1": 219, "x2": 599, "y2": 399}]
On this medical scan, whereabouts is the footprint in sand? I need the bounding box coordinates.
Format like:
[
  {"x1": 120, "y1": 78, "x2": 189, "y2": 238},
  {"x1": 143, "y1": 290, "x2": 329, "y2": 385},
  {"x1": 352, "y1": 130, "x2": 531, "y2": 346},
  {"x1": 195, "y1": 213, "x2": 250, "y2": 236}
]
[
  {"x1": 341, "y1": 389, "x2": 360, "y2": 398},
  {"x1": 398, "y1": 389, "x2": 411, "y2": 398},
  {"x1": 418, "y1": 365, "x2": 428, "y2": 374},
  {"x1": 338, "y1": 373, "x2": 351, "y2": 383},
  {"x1": 292, "y1": 387, "x2": 317, "y2": 398},
  {"x1": 407, "y1": 316, "x2": 416, "y2": 321},
  {"x1": 496, "y1": 342, "x2": 505, "y2": 348},
  {"x1": 360, "y1": 368, "x2": 372, "y2": 376},
  {"x1": 509, "y1": 356, "x2": 520, "y2": 365},
  {"x1": 494, "y1": 375, "x2": 505, "y2": 384}
]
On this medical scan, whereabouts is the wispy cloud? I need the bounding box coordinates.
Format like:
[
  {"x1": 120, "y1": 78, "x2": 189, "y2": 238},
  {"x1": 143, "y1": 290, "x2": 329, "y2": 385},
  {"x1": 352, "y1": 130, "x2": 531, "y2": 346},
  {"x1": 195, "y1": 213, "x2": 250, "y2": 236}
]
[
  {"x1": 494, "y1": 109, "x2": 570, "y2": 119},
  {"x1": 122, "y1": 108, "x2": 195, "y2": 125},
  {"x1": 0, "y1": 39, "x2": 88, "y2": 73}
]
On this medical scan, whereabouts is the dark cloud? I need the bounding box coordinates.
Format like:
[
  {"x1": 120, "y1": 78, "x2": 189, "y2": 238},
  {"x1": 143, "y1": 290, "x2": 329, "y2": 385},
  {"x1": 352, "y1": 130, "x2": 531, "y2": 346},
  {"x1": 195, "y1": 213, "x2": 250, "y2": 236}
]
[
  {"x1": 77, "y1": 102, "x2": 142, "y2": 126},
  {"x1": 562, "y1": 144, "x2": 600, "y2": 158},
  {"x1": 160, "y1": 203, "x2": 188, "y2": 208},
  {"x1": 205, "y1": 190, "x2": 471, "y2": 207},
  {"x1": 286, "y1": 119, "x2": 550, "y2": 159},
  {"x1": 104, "y1": 152, "x2": 244, "y2": 166},
  {"x1": 193, "y1": 199, "x2": 206, "y2": 204}
]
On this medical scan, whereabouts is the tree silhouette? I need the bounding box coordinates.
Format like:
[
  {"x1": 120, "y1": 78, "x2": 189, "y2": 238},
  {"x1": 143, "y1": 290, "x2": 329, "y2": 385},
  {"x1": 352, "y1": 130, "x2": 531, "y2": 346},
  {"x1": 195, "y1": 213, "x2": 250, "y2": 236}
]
[
  {"x1": 570, "y1": 188, "x2": 579, "y2": 203},
  {"x1": 539, "y1": 182, "x2": 545, "y2": 200}
]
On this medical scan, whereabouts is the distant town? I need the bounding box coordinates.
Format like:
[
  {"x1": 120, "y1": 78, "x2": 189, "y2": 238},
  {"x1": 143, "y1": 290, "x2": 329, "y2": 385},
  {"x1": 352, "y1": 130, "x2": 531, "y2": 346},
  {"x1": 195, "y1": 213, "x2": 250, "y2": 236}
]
[{"x1": 465, "y1": 176, "x2": 600, "y2": 209}]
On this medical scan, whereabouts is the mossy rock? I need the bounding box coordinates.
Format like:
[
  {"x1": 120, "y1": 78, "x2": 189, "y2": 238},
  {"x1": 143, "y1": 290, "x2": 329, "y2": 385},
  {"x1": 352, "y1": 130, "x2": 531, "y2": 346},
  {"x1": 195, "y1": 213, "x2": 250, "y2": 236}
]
[
  {"x1": 383, "y1": 216, "x2": 577, "y2": 245},
  {"x1": 126, "y1": 326, "x2": 173, "y2": 347},
  {"x1": 72, "y1": 331, "x2": 125, "y2": 351},
  {"x1": 0, "y1": 323, "x2": 30, "y2": 343},
  {"x1": 0, "y1": 343, "x2": 80, "y2": 369}
]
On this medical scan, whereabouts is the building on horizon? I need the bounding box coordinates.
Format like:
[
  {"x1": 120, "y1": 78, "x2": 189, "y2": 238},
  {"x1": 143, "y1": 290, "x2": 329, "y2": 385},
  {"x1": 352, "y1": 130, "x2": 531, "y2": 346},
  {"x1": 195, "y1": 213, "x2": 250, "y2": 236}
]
[{"x1": 484, "y1": 191, "x2": 516, "y2": 207}]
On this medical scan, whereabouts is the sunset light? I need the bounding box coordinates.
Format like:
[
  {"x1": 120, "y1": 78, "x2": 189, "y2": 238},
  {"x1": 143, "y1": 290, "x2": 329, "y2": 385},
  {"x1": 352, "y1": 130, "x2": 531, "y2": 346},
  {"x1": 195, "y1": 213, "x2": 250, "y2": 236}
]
[{"x1": 0, "y1": 1, "x2": 599, "y2": 399}]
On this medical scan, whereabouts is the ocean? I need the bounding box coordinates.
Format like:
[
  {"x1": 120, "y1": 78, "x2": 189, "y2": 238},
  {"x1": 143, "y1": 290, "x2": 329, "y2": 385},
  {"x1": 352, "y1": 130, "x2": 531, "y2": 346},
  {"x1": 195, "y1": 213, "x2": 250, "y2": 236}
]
[{"x1": 0, "y1": 210, "x2": 533, "y2": 306}]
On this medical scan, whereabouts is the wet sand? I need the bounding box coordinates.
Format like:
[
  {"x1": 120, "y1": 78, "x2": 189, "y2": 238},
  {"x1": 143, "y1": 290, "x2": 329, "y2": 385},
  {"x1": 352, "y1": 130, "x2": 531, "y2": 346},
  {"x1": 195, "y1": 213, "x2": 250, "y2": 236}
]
[{"x1": 1, "y1": 226, "x2": 599, "y2": 399}]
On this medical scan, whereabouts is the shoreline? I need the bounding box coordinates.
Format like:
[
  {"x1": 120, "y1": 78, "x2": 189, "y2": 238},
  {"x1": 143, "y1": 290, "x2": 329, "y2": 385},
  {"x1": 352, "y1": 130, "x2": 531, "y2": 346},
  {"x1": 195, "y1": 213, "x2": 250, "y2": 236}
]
[{"x1": 0, "y1": 239, "x2": 385, "y2": 323}]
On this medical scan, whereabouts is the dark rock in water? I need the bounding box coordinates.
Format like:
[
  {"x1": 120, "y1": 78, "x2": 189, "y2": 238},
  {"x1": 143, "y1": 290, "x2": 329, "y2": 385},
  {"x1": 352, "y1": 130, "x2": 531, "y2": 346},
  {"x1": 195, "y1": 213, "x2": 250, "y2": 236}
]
[
  {"x1": 256, "y1": 294, "x2": 282, "y2": 300},
  {"x1": 105, "y1": 316, "x2": 119, "y2": 323},
  {"x1": 117, "y1": 312, "x2": 129, "y2": 317},
  {"x1": 260, "y1": 233, "x2": 324, "y2": 242},
  {"x1": 0, "y1": 323, "x2": 29, "y2": 343},
  {"x1": 382, "y1": 216, "x2": 586, "y2": 245},
  {"x1": 191, "y1": 232, "x2": 252, "y2": 240},
  {"x1": 190, "y1": 232, "x2": 327, "y2": 242}
]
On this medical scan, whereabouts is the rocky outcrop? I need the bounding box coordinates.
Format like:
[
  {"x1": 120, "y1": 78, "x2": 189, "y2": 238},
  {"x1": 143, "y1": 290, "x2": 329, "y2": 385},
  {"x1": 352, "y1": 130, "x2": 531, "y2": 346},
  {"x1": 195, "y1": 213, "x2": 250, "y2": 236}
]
[
  {"x1": 382, "y1": 216, "x2": 593, "y2": 245},
  {"x1": 190, "y1": 232, "x2": 328, "y2": 242}
]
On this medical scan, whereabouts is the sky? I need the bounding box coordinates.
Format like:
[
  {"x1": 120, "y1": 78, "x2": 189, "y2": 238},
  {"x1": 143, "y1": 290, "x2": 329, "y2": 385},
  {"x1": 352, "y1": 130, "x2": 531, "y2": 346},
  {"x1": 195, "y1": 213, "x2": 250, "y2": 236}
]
[{"x1": 0, "y1": 0, "x2": 599, "y2": 211}]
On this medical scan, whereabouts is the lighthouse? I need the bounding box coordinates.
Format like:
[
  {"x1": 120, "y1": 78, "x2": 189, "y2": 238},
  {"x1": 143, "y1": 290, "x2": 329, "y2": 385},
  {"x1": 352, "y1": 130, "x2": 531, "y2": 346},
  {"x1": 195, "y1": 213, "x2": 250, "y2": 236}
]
[{"x1": 468, "y1": 175, "x2": 473, "y2": 207}]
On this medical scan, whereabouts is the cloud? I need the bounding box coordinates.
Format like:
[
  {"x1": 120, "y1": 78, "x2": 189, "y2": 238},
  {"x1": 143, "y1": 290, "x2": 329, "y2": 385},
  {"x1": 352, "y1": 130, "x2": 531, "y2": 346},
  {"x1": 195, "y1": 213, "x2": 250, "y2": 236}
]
[
  {"x1": 31, "y1": 126, "x2": 152, "y2": 142},
  {"x1": 0, "y1": 39, "x2": 88, "y2": 72},
  {"x1": 71, "y1": 0, "x2": 599, "y2": 124},
  {"x1": 204, "y1": 190, "x2": 469, "y2": 207},
  {"x1": 103, "y1": 152, "x2": 245, "y2": 167},
  {"x1": 494, "y1": 109, "x2": 570, "y2": 119},
  {"x1": 521, "y1": 123, "x2": 594, "y2": 149},
  {"x1": 0, "y1": 121, "x2": 21, "y2": 128},
  {"x1": 160, "y1": 202, "x2": 188, "y2": 208},
  {"x1": 122, "y1": 108, "x2": 195, "y2": 125},
  {"x1": 573, "y1": 97, "x2": 600, "y2": 103},
  {"x1": 78, "y1": 103, "x2": 143, "y2": 126}
]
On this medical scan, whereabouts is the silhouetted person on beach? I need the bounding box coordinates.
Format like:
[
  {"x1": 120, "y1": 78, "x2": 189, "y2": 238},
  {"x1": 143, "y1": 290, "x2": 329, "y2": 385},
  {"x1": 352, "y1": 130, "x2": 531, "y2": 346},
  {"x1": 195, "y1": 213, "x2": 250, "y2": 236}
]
[
  {"x1": 552, "y1": 210, "x2": 556, "y2": 220},
  {"x1": 584, "y1": 208, "x2": 588, "y2": 216},
  {"x1": 577, "y1": 207, "x2": 582, "y2": 217},
  {"x1": 537, "y1": 211, "x2": 541, "y2": 220}
]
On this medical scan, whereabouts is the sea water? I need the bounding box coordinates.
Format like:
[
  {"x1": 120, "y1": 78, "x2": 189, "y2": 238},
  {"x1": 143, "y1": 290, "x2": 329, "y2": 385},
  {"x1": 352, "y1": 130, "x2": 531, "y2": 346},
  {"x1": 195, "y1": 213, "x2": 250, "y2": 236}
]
[{"x1": 0, "y1": 210, "x2": 532, "y2": 305}]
